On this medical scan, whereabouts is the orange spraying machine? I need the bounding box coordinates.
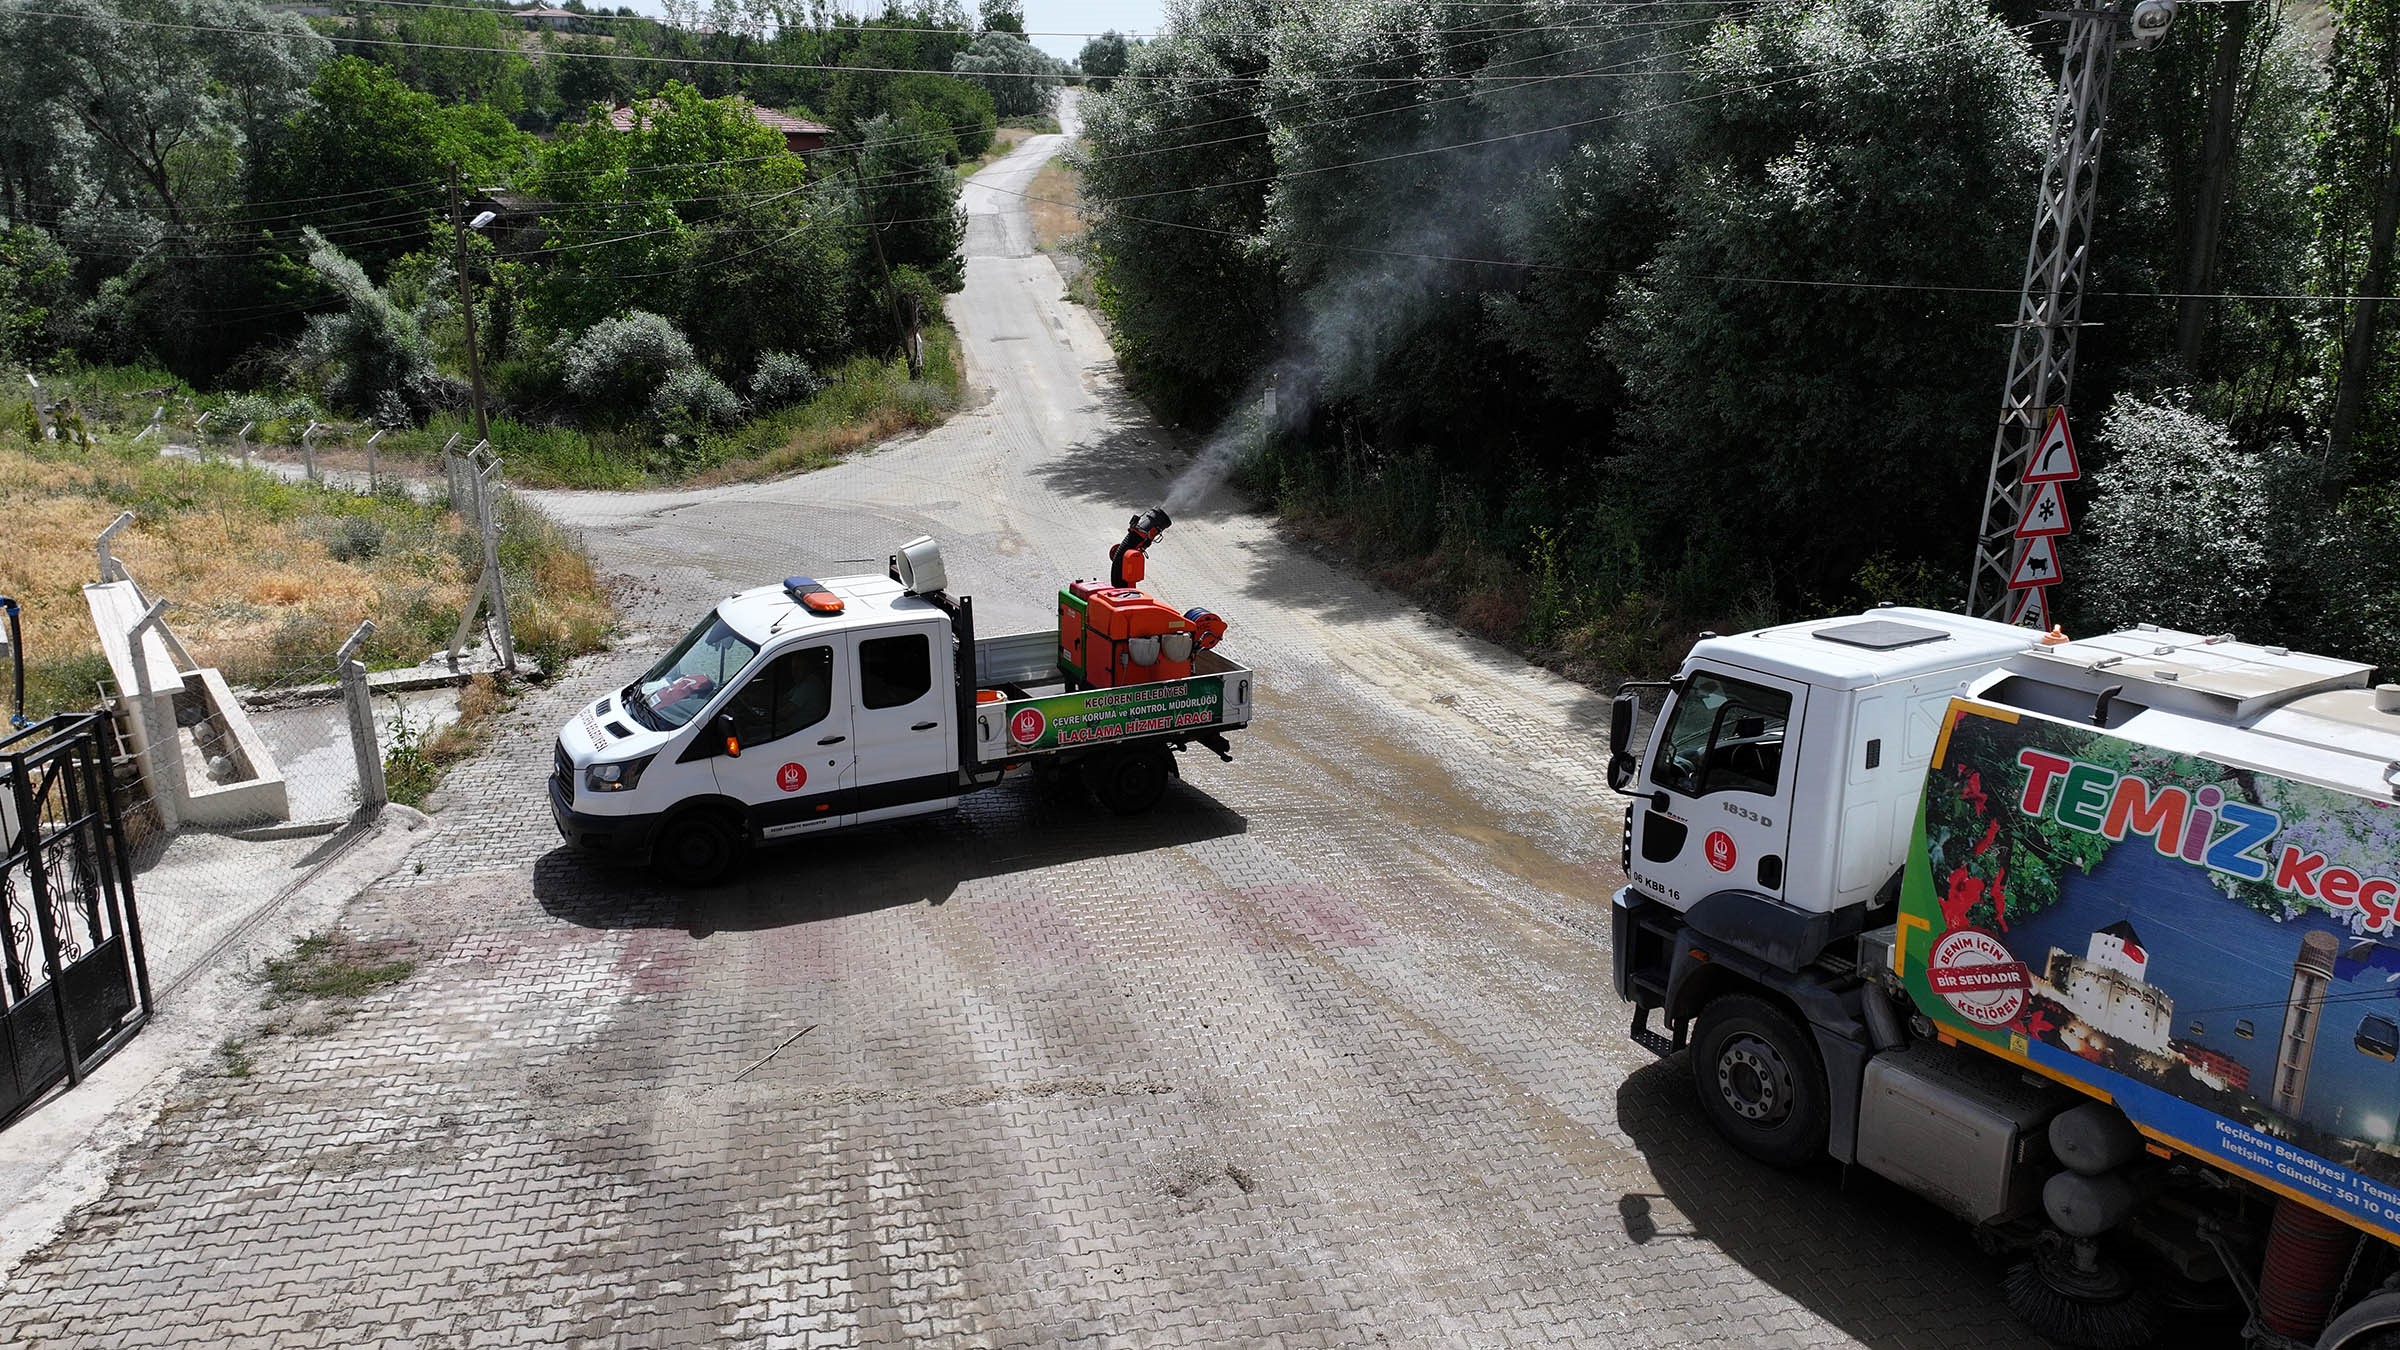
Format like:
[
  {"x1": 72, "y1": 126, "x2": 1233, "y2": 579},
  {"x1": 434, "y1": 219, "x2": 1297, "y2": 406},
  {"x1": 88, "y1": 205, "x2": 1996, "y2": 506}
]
[{"x1": 1058, "y1": 508, "x2": 1230, "y2": 689}]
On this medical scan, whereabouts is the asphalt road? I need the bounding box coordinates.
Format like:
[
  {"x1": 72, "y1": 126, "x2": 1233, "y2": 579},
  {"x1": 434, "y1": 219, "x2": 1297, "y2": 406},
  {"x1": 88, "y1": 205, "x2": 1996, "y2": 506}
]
[{"x1": 0, "y1": 97, "x2": 2054, "y2": 1348}]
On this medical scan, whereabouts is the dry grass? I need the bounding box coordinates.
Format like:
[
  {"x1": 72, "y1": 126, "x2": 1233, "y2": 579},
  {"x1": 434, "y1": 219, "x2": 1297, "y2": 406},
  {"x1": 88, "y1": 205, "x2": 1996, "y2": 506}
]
[
  {"x1": 1, "y1": 433, "x2": 613, "y2": 717},
  {"x1": 970, "y1": 125, "x2": 1037, "y2": 174},
  {"x1": 1028, "y1": 159, "x2": 1084, "y2": 253}
]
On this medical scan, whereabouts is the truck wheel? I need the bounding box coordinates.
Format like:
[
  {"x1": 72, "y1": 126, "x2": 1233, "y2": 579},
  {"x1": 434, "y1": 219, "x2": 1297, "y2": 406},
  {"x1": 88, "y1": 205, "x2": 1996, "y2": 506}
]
[
  {"x1": 1088, "y1": 747, "x2": 1171, "y2": 815},
  {"x1": 654, "y1": 809, "x2": 744, "y2": 887},
  {"x1": 1691, "y1": 993, "x2": 1829, "y2": 1168}
]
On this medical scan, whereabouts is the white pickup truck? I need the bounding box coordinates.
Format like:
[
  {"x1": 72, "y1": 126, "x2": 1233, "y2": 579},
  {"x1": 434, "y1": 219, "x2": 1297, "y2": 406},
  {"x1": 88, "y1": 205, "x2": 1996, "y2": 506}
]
[{"x1": 549, "y1": 535, "x2": 1255, "y2": 884}]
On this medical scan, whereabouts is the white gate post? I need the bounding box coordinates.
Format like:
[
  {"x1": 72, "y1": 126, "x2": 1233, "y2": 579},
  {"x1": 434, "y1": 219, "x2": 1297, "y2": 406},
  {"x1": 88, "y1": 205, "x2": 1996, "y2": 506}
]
[{"x1": 337, "y1": 621, "x2": 386, "y2": 817}]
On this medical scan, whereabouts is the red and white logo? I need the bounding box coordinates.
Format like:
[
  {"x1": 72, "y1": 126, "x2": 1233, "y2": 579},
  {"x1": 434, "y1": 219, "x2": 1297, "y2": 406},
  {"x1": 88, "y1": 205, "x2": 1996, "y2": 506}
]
[
  {"x1": 1927, "y1": 929, "x2": 2030, "y2": 1027},
  {"x1": 776, "y1": 762, "x2": 807, "y2": 793},
  {"x1": 1704, "y1": 830, "x2": 1737, "y2": 872},
  {"x1": 1009, "y1": 707, "x2": 1047, "y2": 745}
]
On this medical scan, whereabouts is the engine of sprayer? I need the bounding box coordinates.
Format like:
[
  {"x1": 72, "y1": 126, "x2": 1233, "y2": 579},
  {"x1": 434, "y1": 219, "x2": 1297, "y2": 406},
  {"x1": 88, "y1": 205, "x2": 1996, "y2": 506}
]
[{"x1": 1057, "y1": 508, "x2": 1230, "y2": 689}]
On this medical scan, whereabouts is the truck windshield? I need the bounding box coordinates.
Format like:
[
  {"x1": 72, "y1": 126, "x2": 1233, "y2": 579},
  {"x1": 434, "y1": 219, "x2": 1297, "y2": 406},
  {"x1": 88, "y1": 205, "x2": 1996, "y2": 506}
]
[
  {"x1": 1653, "y1": 671, "x2": 1790, "y2": 797},
  {"x1": 627, "y1": 612, "x2": 760, "y2": 730}
]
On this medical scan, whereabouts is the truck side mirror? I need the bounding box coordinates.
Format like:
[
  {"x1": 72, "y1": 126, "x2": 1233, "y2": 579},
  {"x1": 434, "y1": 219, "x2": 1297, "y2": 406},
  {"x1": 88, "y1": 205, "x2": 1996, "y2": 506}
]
[
  {"x1": 1608, "y1": 691, "x2": 1640, "y2": 792},
  {"x1": 712, "y1": 711, "x2": 742, "y2": 758}
]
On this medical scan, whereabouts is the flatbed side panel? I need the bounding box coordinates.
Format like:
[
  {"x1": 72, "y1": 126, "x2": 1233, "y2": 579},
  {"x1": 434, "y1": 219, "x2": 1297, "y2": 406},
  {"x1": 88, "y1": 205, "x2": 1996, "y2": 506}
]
[
  {"x1": 975, "y1": 630, "x2": 1063, "y2": 690},
  {"x1": 1898, "y1": 695, "x2": 2400, "y2": 1245},
  {"x1": 973, "y1": 662, "x2": 1253, "y2": 764}
]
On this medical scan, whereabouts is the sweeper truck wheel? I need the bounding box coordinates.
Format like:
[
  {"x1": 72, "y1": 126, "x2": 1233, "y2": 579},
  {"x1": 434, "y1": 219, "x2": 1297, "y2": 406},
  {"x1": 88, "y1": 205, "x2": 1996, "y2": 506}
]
[
  {"x1": 1691, "y1": 993, "x2": 1828, "y2": 1168},
  {"x1": 1087, "y1": 746, "x2": 1172, "y2": 816}
]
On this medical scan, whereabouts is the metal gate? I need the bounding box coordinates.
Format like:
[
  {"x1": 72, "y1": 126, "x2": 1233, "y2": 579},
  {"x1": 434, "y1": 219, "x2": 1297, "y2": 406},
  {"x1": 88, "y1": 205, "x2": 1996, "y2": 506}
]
[{"x1": 0, "y1": 712, "x2": 152, "y2": 1126}]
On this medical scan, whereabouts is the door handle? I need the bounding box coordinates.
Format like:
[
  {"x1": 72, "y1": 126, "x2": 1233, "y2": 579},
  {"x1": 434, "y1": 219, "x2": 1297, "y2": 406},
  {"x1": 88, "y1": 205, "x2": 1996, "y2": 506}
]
[
  {"x1": 818, "y1": 735, "x2": 846, "y2": 745},
  {"x1": 911, "y1": 721, "x2": 938, "y2": 731}
]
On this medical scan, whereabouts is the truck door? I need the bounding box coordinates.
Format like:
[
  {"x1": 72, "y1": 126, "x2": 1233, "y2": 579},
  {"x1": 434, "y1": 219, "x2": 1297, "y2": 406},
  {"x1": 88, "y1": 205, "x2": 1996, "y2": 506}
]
[
  {"x1": 1631, "y1": 667, "x2": 1806, "y2": 907},
  {"x1": 850, "y1": 622, "x2": 959, "y2": 822},
  {"x1": 711, "y1": 637, "x2": 857, "y2": 838}
]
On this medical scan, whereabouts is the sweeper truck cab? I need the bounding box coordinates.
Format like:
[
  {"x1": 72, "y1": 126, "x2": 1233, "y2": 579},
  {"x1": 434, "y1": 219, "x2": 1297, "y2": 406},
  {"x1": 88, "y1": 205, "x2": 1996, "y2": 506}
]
[
  {"x1": 550, "y1": 511, "x2": 1253, "y2": 884},
  {"x1": 1610, "y1": 610, "x2": 2400, "y2": 1348}
]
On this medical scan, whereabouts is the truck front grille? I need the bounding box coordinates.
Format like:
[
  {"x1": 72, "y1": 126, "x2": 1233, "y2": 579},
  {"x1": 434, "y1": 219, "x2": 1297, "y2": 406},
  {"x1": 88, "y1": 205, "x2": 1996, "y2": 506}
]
[{"x1": 553, "y1": 739, "x2": 573, "y2": 802}]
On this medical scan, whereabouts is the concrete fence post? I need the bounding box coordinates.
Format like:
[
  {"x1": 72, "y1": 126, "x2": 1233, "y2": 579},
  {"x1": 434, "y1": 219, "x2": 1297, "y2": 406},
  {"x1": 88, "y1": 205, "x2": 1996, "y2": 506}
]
[
  {"x1": 126, "y1": 599, "x2": 182, "y2": 833},
  {"x1": 365, "y1": 429, "x2": 385, "y2": 492},
  {"x1": 337, "y1": 621, "x2": 386, "y2": 817}
]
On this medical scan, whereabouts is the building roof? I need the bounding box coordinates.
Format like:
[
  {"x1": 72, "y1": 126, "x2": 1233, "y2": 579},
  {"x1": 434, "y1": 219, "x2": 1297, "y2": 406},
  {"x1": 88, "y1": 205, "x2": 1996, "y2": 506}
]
[
  {"x1": 519, "y1": 6, "x2": 578, "y2": 16},
  {"x1": 606, "y1": 100, "x2": 832, "y2": 138},
  {"x1": 2099, "y1": 920, "x2": 2143, "y2": 945}
]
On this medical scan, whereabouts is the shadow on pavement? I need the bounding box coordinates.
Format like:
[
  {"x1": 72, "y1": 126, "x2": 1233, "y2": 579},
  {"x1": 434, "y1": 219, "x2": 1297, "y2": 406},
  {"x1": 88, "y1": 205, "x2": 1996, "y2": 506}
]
[
  {"x1": 533, "y1": 777, "x2": 1249, "y2": 934},
  {"x1": 1614, "y1": 1055, "x2": 2064, "y2": 1350},
  {"x1": 1035, "y1": 407, "x2": 1191, "y2": 505}
]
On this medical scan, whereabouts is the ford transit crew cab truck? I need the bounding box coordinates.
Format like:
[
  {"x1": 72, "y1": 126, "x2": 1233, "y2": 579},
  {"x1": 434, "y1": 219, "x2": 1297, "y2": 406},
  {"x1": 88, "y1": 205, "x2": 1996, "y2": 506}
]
[
  {"x1": 1610, "y1": 609, "x2": 2400, "y2": 1349},
  {"x1": 550, "y1": 524, "x2": 1253, "y2": 885}
]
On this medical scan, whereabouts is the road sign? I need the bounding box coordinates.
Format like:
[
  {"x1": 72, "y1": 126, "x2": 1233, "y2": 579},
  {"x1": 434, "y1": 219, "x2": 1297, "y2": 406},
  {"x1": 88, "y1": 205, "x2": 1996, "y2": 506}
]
[
  {"x1": 2024, "y1": 408, "x2": 2082, "y2": 483},
  {"x1": 2009, "y1": 534, "x2": 2062, "y2": 589},
  {"x1": 2007, "y1": 586, "x2": 2051, "y2": 629},
  {"x1": 2014, "y1": 480, "x2": 2072, "y2": 538}
]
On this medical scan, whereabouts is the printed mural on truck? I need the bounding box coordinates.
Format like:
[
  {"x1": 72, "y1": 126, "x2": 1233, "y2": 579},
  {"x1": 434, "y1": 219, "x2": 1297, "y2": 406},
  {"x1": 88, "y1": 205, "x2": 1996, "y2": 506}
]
[{"x1": 1901, "y1": 701, "x2": 2400, "y2": 1241}]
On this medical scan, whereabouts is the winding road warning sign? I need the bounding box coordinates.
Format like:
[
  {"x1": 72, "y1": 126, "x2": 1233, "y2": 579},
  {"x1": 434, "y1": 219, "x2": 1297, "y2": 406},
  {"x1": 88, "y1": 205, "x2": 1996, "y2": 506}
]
[{"x1": 2024, "y1": 408, "x2": 2082, "y2": 484}]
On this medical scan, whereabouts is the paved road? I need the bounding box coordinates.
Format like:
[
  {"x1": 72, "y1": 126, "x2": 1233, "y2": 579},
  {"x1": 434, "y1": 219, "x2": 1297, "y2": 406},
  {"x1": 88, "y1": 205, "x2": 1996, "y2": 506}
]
[{"x1": 0, "y1": 100, "x2": 2049, "y2": 1347}]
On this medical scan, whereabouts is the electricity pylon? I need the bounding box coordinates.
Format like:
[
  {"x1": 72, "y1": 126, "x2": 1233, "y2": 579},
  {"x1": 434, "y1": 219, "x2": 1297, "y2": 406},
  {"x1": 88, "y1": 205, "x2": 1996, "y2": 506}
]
[{"x1": 1966, "y1": 0, "x2": 2178, "y2": 621}]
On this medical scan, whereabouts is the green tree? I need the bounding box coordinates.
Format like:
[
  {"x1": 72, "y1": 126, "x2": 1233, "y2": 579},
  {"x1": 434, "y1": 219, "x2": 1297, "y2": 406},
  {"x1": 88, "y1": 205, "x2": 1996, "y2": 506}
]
[
  {"x1": 1600, "y1": 0, "x2": 2047, "y2": 604},
  {"x1": 379, "y1": 5, "x2": 538, "y2": 123},
  {"x1": 288, "y1": 227, "x2": 445, "y2": 416},
  {"x1": 0, "y1": 226, "x2": 74, "y2": 366},
  {"x1": 253, "y1": 58, "x2": 534, "y2": 278},
  {"x1": 527, "y1": 83, "x2": 854, "y2": 373},
  {"x1": 1076, "y1": 31, "x2": 1130, "y2": 89},
  {"x1": 1075, "y1": 0, "x2": 1279, "y2": 419},
  {"x1": 2317, "y1": 0, "x2": 2400, "y2": 472},
  {"x1": 854, "y1": 110, "x2": 966, "y2": 294},
  {"x1": 952, "y1": 30, "x2": 1062, "y2": 117}
]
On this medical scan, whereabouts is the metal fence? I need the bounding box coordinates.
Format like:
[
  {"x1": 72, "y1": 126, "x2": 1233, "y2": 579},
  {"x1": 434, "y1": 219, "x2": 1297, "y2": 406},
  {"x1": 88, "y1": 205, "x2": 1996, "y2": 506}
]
[{"x1": 0, "y1": 712, "x2": 151, "y2": 1126}]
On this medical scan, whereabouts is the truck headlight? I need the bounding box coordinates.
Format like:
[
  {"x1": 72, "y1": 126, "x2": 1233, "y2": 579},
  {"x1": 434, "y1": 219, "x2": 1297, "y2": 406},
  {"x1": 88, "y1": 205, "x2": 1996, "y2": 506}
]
[{"x1": 585, "y1": 754, "x2": 655, "y2": 793}]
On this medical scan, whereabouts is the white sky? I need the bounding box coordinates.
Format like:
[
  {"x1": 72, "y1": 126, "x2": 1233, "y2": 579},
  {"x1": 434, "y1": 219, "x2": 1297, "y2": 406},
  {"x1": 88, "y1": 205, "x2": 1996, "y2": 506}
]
[{"x1": 1023, "y1": 0, "x2": 1168, "y2": 60}]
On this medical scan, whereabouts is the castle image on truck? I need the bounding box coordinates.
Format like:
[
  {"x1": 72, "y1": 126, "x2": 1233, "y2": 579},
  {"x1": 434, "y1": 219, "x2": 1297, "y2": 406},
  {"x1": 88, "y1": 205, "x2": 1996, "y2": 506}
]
[{"x1": 2041, "y1": 921, "x2": 2174, "y2": 1060}]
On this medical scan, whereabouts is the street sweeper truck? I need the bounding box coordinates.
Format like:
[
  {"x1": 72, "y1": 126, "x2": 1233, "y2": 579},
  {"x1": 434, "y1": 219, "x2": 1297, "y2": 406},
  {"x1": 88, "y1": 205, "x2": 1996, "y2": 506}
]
[
  {"x1": 550, "y1": 509, "x2": 1252, "y2": 884},
  {"x1": 1609, "y1": 610, "x2": 2400, "y2": 1348}
]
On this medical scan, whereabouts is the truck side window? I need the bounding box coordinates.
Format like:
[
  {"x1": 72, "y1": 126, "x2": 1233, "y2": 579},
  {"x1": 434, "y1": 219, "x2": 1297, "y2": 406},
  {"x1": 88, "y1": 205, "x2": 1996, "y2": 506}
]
[
  {"x1": 1652, "y1": 672, "x2": 1791, "y2": 798},
  {"x1": 859, "y1": 634, "x2": 933, "y2": 709},
  {"x1": 726, "y1": 646, "x2": 834, "y2": 744}
]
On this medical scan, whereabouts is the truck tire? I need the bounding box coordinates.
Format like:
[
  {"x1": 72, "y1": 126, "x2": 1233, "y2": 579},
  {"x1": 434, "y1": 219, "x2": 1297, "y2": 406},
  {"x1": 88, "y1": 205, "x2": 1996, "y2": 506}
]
[
  {"x1": 1087, "y1": 746, "x2": 1172, "y2": 816},
  {"x1": 1691, "y1": 993, "x2": 1829, "y2": 1168},
  {"x1": 654, "y1": 808, "x2": 744, "y2": 887}
]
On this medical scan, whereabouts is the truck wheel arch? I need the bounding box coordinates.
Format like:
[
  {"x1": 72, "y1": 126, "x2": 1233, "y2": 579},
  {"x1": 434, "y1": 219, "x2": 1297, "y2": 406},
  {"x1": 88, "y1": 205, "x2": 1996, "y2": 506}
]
[{"x1": 2319, "y1": 1293, "x2": 2400, "y2": 1350}]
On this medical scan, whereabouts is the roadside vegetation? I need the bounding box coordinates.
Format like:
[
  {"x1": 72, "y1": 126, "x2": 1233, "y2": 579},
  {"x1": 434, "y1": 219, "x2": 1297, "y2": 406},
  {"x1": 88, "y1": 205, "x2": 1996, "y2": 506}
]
[
  {"x1": 0, "y1": 367, "x2": 610, "y2": 719},
  {"x1": 0, "y1": 0, "x2": 1063, "y2": 487},
  {"x1": 1081, "y1": 0, "x2": 2400, "y2": 678}
]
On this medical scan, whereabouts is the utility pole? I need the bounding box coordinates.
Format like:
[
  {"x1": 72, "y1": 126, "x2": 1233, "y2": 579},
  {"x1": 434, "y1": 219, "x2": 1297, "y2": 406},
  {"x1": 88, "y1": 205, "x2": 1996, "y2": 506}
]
[
  {"x1": 1966, "y1": 0, "x2": 2179, "y2": 621},
  {"x1": 449, "y1": 167, "x2": 491, "y2": 441}
]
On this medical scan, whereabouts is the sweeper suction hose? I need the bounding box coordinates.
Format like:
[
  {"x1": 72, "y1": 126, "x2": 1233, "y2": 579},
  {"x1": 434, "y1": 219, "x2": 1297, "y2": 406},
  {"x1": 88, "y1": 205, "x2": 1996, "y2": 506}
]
[{"x1": 2259, "y1": 1197, "x2": 2358, "y2": 1340}]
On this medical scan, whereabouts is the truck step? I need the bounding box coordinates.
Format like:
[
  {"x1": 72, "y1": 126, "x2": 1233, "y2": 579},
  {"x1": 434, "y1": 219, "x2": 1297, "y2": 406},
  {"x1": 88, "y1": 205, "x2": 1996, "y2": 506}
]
[{"x1": 1630, "y1": 1022, "x2": 1681, "y2": 1059}]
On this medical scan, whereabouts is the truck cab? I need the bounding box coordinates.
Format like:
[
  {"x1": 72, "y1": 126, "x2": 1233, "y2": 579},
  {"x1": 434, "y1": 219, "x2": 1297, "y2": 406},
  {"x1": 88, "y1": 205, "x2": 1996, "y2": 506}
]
[
  {"x1": 550, "y1": 567, "x2": 980, "y2": 883},
  {"x1": 1614, "y1": 610, "x2": 2037, "y2": 1004}
]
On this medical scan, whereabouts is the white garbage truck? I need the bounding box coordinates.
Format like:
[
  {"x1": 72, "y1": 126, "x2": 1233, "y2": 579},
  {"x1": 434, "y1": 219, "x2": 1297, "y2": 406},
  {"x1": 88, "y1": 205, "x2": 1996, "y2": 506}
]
[
  {"x1": 1610, "y1": 609, "x2": 2400, "y2": 1348},
  {"x1": 550, "y1": 513, "x2": 1253, "y2": 884}
]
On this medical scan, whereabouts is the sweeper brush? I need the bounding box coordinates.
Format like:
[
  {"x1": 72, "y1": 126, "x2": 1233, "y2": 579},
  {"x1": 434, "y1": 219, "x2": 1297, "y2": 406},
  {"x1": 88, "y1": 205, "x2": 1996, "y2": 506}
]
[{"x1": 2003, "y1": 1237, "x2": 2158, "y2": 1350}]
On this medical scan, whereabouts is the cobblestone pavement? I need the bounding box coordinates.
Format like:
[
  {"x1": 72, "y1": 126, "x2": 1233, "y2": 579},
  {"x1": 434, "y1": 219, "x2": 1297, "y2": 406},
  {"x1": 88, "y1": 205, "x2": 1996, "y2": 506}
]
[{"x1": 0, "y1": 101, "x2": 2061, "y2": 1347}]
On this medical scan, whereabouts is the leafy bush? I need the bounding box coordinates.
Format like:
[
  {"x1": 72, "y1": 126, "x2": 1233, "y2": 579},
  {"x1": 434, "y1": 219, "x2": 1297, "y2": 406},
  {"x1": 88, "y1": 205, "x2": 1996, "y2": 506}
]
[
  {"x1": 559, "y1": 311, "x2": 697, "y2": 411},
  {"x1": 288, "y1": 229, "x2": 442, "y2": 417},
  {"x1": 650, "y1": 366, "x2": 742, "y2": 433},
  {"x1": 748, "y1": 351, "x2": 823, "y2": 407}
]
